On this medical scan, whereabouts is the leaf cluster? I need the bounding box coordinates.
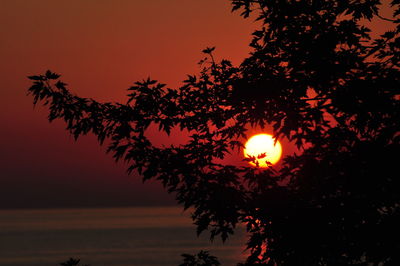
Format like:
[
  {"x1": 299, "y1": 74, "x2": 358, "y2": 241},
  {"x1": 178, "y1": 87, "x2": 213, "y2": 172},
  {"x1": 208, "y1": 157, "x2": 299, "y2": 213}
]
[
  {"x1": 180, "y1": 250, "x2": 221, "y2": 266},
  {"x1": 59, "y1": 258, "x2": 89, "y2": 266}
]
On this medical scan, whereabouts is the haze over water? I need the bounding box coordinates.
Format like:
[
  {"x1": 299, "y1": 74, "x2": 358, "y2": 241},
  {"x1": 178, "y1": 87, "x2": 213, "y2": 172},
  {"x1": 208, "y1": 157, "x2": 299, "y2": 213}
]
[{"x1": 0, "y1": 207, "x2": 246, "y2": 266}]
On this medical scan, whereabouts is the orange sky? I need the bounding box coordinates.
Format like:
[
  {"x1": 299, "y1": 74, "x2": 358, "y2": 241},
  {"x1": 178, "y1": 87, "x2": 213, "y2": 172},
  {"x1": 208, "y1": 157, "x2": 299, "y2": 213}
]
[
  {"x1": 0, "y1": 0, "x2": 396, "y2": 208},
  {"x1": 0, "y1": 0, "x2": 255, "y2": 208}
]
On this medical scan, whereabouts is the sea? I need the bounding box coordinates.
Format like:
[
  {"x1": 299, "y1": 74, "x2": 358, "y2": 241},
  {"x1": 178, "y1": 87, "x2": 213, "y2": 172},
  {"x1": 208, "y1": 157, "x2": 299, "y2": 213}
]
[{"x1": 0, "y1": 207, "x2": 247, "y2": 266}]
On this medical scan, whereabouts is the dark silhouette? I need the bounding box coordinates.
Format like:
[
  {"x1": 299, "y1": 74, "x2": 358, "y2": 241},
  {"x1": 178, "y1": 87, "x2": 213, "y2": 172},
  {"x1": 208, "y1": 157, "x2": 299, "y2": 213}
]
[
  {"x1": 28, "y1": 0, "x2": 399, "y2": 265},
  {"x1": 180, "y1": 250, "x2": 221, "y2": 266},
  {"x1": 60, "y1": 258, "x2": 89, "y2": 266}
]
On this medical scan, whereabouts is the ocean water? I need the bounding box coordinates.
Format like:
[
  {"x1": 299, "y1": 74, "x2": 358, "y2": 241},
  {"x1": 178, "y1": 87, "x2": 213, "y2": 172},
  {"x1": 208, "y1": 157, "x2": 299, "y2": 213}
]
[{"x1": 0, "y1": 207, "x2": 247, "y2": 266}]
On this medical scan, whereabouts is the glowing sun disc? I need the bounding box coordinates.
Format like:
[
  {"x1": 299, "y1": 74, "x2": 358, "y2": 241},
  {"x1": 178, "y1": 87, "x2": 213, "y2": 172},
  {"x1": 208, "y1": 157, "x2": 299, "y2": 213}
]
[{"x1": 244, "y1": 134, "x2": 282, "y2": 167}]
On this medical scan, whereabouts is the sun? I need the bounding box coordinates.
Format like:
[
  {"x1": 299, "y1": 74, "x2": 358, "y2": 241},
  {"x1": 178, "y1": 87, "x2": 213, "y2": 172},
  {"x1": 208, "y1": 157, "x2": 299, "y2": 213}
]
[{"x1": 244, "y1": 134, "x2": 282, "y2": 168}]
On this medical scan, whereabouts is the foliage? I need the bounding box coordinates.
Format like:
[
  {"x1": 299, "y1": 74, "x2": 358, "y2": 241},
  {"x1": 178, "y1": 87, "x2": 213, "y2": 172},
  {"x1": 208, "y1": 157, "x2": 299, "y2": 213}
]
[
  {"x1": 28, "y1": 0, "x2": 400, "y2": 265},
  {"x1": 179, "y1": 250, "x2": 221, "y2": 266},
  {"x1": 59, "y1": 258, "x2": 89, "y2": 266}
]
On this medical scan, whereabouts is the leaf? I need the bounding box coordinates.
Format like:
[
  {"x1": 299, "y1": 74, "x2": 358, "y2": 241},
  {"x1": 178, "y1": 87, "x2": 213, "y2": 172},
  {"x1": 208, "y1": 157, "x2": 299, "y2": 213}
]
[{"x1": 202, "y1": 47, "x2": 216, "y2": 54}]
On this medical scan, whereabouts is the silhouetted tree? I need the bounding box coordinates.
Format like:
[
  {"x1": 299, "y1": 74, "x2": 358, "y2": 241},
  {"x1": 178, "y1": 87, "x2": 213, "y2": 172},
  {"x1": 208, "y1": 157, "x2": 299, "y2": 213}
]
[
  {"x1": 60, "y1": 258, "x2": 89, "y2": 266},
  {"x1": 180, "y1": 250, "x2": 221, "y2": 266},
  {"x1": 29, "y1": 0, "x2": 399, "y2": 265}
]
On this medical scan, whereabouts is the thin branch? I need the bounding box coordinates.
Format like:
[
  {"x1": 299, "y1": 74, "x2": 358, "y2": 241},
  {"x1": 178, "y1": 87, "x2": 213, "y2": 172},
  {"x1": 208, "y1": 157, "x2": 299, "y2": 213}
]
[{"x1": 376, "y1": 13, "x2": 396, "y2": 22}]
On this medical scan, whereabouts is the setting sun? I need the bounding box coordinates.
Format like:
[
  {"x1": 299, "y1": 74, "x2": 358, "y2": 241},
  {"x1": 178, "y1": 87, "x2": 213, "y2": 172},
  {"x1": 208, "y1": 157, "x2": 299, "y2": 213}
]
[{"x1": 244, "y1": 134, "x2": 282, "y2": 167}]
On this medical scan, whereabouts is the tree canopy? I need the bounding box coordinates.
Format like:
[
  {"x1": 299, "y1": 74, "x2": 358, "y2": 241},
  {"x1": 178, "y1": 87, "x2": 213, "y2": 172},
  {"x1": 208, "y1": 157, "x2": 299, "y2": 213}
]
[{"x1": 28, "y1": 0, "x2": 399, "y2": 265}]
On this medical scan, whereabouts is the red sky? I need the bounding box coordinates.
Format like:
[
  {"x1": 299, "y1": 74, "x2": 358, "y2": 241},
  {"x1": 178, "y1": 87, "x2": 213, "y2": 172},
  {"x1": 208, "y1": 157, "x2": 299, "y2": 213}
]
[
  {"x1": 0, "y1": 0, "x2": 255, "y2": 208},
  {"x1": 1, "y1": 0, "x2": 395, "y2": 209}
]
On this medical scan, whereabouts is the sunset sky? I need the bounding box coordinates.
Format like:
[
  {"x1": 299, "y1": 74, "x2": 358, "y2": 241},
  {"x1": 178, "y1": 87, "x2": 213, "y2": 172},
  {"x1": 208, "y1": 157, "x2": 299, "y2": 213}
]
[
  {"x1": 1, "y1": 0, "x2": 395, "y2": 209},
  {"x1": 0, "y1": 0, "x2": 256, "y2": 208}
]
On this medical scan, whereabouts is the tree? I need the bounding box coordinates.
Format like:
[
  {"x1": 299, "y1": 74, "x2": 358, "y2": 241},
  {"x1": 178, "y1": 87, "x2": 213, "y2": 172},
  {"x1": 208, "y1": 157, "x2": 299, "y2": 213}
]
[
  {"x1": 180, "y1": 250, "x2": 221, "y2": 266},
  {"x1": 60, "y1": 258, "x2": 89, "y2": 266},
  {"x1": 28, "y1": 0, "x2": 399, "y2": 265}
]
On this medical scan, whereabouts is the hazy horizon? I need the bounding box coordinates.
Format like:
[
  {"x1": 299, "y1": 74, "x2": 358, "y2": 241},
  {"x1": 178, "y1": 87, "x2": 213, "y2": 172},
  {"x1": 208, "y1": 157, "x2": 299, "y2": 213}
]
[{"x1": 0, "y1": 206, "x2": 247, "y2": 265}]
